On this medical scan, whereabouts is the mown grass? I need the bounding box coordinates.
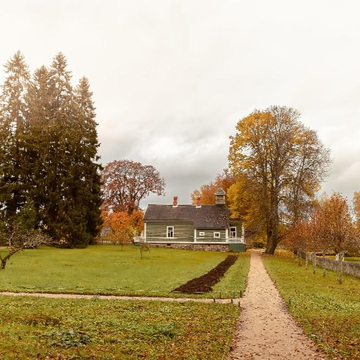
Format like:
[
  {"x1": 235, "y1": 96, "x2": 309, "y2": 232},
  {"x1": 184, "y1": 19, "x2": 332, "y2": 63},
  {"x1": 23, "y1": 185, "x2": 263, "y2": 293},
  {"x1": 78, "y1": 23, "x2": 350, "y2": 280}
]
[
  {"x1": 327, "y1": 256, "x2": 360, "y2": 263},
  {"x1": 0, "y1": 245, "x2": 249, "y2": 298},
  {"x1": 263, "y1": 254, "x2": 360, "y2": 360},
  {"x1": 0, "y1": 295, "x2": 239, "y2": 359}
]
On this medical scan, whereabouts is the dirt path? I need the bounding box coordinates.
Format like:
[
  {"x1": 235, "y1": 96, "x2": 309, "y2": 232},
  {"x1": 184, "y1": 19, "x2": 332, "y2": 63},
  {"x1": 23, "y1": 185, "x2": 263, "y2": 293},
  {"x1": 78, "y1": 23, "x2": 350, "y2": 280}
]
[
  {"x1": 228, "y1": 250, "x2": 324, "y2": 360},
  {"x1": 0, "y1": 291, "x2": 237, "y2": 304}
]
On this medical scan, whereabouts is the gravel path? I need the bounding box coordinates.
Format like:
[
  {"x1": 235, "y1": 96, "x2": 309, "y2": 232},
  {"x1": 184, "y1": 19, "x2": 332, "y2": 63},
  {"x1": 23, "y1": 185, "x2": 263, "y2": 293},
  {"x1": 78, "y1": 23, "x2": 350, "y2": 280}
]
[
  {"x1": 228, "y1": 250, "x2": 324, "y2": 360},
  {"x1": 0, "y1": 291, "x2": 237, "y2": 304}
]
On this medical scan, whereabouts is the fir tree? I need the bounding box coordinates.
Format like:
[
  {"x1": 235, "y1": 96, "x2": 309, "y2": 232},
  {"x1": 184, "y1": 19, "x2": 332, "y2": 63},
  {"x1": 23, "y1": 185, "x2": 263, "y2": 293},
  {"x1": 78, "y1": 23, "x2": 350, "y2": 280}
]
[
  {"x1": 0, "y1": 51, "x2": 30, "y2": 222},
  {"x1": 1, "y1": 52, "x2": 103, "y2": 247}
]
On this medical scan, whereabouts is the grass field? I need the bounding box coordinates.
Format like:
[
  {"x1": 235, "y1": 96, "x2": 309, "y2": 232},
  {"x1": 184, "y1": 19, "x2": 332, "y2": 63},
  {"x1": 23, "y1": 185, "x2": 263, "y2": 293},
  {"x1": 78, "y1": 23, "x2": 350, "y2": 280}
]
[
  {"x1": 0, "y1": 295, "x2": 239, "y2": 359},
  {"x1": 0, "y1": 245, "x2": 249, "y2": 298},
  {"x1": 263, "y1": 254, "x2": 360, "y2": 360},
  {"x1": 327, "y1": 256, "x2": 360, "y2": 263}
]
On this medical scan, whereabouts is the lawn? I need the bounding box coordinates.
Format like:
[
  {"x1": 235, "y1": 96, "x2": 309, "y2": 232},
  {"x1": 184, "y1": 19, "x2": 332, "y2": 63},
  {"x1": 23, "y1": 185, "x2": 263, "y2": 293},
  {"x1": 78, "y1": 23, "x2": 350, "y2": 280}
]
[
  {"x1": 327, "y1": 256, "x2": 360, "y2": 263},
  {"x1": 263, "y1": 254, "x2": 360, "y2": 360},
  {"x1": 0, "y1": 295, "x2": 239, "y2": 359},
  {"x1": 0, "y1": 245, "x2": 249, "y2": 298}
]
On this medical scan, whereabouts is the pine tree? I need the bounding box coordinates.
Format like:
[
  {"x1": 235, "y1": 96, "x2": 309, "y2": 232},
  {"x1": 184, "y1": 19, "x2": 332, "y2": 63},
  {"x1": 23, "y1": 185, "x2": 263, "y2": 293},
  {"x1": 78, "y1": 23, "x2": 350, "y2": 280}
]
[{"x1": 0, "y1": 51, "x2": 30, "y2": 223}]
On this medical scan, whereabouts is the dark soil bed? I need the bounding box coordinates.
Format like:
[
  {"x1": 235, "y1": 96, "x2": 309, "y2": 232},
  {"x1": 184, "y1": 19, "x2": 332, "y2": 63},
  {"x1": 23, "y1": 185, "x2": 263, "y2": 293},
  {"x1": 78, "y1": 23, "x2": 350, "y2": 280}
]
[{"x1": 172, "y1": 255, "x2": 238, "y2": 294}]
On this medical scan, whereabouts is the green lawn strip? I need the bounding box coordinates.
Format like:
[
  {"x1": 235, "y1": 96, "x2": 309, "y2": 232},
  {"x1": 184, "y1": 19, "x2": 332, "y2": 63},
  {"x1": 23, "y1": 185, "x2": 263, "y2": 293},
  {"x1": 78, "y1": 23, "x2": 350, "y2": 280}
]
[
  {"x1": 211, "y1": 252, "x2": 250, "y2": 299},
  {"x1": 326, "y1": 256, "x2": 360, "y2": 263},
  {"x1": 0, "y1": 295, "x2": 239, "y2": 359},
  {"x1": 263, "y1": 255, "x2": 360, "y2": 360},
  {"x1": 0, "y1": 245, "x2": 248, "y2": 298}
]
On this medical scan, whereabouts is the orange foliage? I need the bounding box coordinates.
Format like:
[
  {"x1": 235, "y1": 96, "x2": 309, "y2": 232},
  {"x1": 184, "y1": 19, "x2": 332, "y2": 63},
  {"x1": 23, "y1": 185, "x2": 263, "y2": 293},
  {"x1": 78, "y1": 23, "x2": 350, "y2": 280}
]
[
  {"x1": 191, "y1": 169, "x2": 234, "y2": 205},
  {"x1": 101, "y1": 210, "x2": 143, "y2": 246},
  {"x1": 354, "y1": 191, "x2": 360, "y2": 231},
  {"x1": 285, "y1": 193, "x2": 359, "y2": 255}
]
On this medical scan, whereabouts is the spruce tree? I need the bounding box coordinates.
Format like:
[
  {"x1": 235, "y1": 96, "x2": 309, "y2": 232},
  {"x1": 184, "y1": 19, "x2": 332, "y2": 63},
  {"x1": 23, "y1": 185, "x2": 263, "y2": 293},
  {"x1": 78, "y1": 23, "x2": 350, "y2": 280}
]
[
  {"x1": 1, "y1": 52, "x2": 103, "y2": 247},
  {"x1": 0, "y1": 51, "x2": 30, "y2": 222}
]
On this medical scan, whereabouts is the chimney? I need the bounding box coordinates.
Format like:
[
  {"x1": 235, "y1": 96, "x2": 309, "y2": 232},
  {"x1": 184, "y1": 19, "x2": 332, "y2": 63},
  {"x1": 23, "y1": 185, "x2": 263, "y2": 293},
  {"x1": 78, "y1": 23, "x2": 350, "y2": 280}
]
[
  {"x1": 173, "y1": 196, "x2": 178, "y2": 207},
  {"x1": 196, "y1": 196, "x2": 201, "y2": 208}
]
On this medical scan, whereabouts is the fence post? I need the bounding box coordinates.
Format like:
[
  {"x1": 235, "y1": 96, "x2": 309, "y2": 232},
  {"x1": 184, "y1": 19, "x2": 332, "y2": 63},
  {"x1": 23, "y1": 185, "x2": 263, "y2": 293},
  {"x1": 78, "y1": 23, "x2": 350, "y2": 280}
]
[{"x1": 312, "y1": 253, "x2": 316, "y2": 274}]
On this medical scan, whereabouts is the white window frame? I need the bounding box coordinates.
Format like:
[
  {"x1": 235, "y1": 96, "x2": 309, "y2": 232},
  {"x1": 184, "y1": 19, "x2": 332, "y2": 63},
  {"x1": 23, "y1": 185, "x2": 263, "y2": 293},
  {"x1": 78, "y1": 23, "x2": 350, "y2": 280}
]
[
  {"x1": 213, "y1": 232, "x2": 221, "y2": 238},
  {"x1": 229, "y1": 227, "x2": 237, "y2": 238},
  {"x1": 199, "y1": 231, "x2": 205, "y2": 236},
  {"x1": 167, "y1": 226, "x2": 174, "y2": 238}
]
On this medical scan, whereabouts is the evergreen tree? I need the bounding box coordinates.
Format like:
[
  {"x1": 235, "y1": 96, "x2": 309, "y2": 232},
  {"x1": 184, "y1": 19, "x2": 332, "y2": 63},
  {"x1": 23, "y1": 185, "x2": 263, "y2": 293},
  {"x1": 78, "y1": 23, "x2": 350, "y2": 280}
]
[
  {"x1": 1, "y1": 52, "x2": 103, "y2": 247},
  {"x1": 0, "y1": 51, "x2": 30, "y2": 222}
]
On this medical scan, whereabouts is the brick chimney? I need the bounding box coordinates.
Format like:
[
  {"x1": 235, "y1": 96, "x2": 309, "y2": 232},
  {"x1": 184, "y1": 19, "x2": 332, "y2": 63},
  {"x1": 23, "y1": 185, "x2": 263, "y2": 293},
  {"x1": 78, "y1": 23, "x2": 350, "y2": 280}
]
[
  {"x1": 173, "y1": 196, "x2": 178, "y2": 207},
  {"x1": 196, "y1": 196, "x2": 201, "y2": 208}
]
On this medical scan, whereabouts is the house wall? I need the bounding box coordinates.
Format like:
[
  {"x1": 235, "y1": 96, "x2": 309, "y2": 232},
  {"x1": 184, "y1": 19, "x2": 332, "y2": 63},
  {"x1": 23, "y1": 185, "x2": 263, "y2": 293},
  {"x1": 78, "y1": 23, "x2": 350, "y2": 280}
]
[
  {"x1": 229, "y1": 221, "x2": 243, "y2": 236},
  {"x1": 196, "y1": 229, "x2": 226, "y2": 243},
  {"x1": 146, "y1": 222, "x2": 194, "y2": 242}
]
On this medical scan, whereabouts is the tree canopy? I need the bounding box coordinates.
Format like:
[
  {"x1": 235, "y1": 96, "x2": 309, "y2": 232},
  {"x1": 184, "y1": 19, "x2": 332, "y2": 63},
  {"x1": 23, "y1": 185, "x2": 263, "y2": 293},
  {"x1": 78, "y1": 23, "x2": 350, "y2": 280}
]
[
  {"x1": 228, "y1": 105, "x2": 331, "y2": 254},
  {"x1": 191, "y1": 169, "x2": 234, "y2": 206},
  {"x1": 101, "y1": 160, "x2": 165, "y2": 214}
]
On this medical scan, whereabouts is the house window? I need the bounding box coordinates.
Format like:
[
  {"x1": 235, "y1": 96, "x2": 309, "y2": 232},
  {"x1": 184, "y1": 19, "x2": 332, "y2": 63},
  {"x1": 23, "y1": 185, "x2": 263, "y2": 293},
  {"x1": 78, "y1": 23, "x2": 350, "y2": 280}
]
[
  {"x1": 199, "y1": 231, "x2": 205, "y2": 236},
  {"x1": 167, "y1": 226, "x2": 174, "y2": 238},
  {"x1": 213, "y1": 232, "x2": 221, "y2": 238},
  {"x1": 230, "y1": 227, "x2": 237, "y2": 238}
]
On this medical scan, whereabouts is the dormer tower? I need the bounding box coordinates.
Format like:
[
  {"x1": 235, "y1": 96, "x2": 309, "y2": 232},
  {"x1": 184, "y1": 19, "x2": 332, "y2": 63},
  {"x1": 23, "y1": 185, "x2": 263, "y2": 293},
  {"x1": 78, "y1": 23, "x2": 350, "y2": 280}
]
[{"x1": 215, "y1": 187, "x2": 226, "y2": 205}]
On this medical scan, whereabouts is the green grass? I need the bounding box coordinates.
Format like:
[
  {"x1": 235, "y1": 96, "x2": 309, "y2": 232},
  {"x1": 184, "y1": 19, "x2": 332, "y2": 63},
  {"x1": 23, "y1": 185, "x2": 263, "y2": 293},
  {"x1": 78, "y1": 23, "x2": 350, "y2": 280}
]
[
  {"x1": 0, "y1": 295, "x2": 239, "y2": 359},
  {"x1": 0, "y1": 245, "x2": 249, "y2": 298},
  {"x1": 263, "y1": 254, "x2": 360, "y2": 360},
  {"x1": 326, "y1": 256, "x2": 360, "y2": 263}
]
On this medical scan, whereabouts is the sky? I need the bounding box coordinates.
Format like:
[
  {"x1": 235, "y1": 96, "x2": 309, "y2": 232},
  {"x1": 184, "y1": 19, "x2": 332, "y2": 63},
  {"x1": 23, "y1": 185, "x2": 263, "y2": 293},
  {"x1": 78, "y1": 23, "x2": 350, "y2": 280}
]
[{"x1": 1, "y1": 0, "x2": 359, "y2": 208}]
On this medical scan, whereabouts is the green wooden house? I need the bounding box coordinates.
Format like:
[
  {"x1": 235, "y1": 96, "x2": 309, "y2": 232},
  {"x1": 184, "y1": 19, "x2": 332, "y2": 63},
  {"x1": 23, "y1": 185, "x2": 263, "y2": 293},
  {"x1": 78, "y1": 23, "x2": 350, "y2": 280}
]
[{"x1": 141, "y1": 188, "x2": 246, "y2": 252}]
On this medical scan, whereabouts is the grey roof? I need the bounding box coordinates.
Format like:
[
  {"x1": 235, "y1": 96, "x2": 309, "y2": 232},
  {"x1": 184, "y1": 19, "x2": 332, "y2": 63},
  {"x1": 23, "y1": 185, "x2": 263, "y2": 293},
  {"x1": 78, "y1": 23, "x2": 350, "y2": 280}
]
[
  {"x1": 144, "y1": 204, "x2": 231, "y2": 229},
  {"x1": 215, "y1": 187, "x2": 226, "y2": 195}
]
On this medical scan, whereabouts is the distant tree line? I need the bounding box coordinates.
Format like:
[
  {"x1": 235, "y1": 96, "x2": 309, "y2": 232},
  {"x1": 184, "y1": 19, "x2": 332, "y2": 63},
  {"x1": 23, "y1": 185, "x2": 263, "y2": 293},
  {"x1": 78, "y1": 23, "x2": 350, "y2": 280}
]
[{"x1": 0, "y1": 52, "x2": 102, "y2": 248}]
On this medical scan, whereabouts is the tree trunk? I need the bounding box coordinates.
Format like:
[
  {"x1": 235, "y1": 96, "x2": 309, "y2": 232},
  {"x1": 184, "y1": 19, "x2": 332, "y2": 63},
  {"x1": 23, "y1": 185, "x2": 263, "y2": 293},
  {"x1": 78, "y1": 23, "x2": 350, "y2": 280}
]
[
  {"x1": 1, "y1": 259, "x2": 7, "y2": 270},
  {"x1": 312, "y1": 253, "x2": 317, "y2": 274},
  {"x1": 265, "y1": 236, "x2": 278, "y2": 254},
  {"x1": 338, "y1": 251, "x2": 344, "y2": 284}
]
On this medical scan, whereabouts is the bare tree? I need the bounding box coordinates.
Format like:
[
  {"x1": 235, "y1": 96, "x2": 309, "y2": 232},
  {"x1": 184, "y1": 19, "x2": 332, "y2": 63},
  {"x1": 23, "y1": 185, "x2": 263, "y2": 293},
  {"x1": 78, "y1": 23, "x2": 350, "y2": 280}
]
[{"x1": 0, "y1": 225, "x2": 51, "y2": 270}]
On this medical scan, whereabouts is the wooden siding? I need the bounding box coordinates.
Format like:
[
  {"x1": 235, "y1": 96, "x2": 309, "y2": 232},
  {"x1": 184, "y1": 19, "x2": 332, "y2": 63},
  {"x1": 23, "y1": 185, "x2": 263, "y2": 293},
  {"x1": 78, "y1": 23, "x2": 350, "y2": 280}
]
[
  {"x1": 196, "y1": 229, "x2": 226, "y2": 243},
  {"x1": 146, "y1": 222, "x2": 194, "y2": 242}
]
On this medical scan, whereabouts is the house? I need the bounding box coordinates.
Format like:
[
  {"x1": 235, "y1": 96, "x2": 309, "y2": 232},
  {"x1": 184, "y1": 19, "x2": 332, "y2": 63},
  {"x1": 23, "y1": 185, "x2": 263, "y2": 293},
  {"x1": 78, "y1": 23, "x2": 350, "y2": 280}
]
[{"x1": 139, "y1": 188, "x2": 246, "y2": 252}]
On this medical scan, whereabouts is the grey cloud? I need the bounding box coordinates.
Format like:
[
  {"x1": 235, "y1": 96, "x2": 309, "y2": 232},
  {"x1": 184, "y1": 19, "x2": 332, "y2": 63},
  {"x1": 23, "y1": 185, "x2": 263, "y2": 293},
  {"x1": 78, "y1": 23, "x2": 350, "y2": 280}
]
[{"x1": 0, "y1": 0, "x2": 359, "y2": 209}]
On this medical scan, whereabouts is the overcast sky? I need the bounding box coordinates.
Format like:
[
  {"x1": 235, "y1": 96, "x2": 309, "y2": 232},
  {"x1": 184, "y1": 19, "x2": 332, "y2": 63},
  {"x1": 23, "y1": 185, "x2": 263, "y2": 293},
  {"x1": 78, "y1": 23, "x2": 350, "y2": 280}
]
[{"x1": 1, "y1": 0, "x2": 359, "y2": 207}]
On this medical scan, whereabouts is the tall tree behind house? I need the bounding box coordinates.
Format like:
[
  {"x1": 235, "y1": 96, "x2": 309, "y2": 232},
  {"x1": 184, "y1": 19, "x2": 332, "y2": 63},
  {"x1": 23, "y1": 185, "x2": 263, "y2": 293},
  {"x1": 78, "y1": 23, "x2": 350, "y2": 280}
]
[{"x1": 229, "y1": 106, "x2": 331, "y2": 254}]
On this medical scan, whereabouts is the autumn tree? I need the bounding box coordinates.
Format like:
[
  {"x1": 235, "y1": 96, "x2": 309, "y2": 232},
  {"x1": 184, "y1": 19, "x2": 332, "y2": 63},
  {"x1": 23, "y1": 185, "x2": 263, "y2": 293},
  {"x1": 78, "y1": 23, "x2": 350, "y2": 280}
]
[
  {"x1": 314, "y1": 193, "x2": 358, "y2": 255},
  {"x1": 191, "y1": 169, "x2": 234, "y2": 205},
  {"x1": 102, "y1": 210, "x2": 143, "y2": 250},
  {"x1": 101, "y1": 160, "x2": 165, "y2": 214},
  {"x1": 229, "y1": 106, "x2": 331, "y2": 254},
  {"x1": 354, "y1": 191, "x2": 360, "y2": 232},
  {"x1": 312, "y1": 193, "x2": 358, "y2": 282}
]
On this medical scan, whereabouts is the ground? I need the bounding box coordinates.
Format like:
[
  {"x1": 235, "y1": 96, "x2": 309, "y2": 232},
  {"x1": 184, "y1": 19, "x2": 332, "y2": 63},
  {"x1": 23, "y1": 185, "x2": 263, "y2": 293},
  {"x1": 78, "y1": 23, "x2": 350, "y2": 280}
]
[
  {"x1": 0, "y1": 245, "x2": 249, "y2": 298},
  {"x1": 228, "y1": 250, "x2": 324, "y2": 359},
  {"x1": 1, "y1": 246, "x2": 359, "y2": 359}
]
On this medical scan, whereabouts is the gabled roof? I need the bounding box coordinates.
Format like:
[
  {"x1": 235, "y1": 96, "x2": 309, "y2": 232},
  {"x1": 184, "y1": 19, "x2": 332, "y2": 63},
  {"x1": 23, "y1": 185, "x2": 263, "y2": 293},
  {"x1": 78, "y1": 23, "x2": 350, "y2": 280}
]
[
  {"x1": 144, "y1": 204, "x2": 231, "y2": 229},
  {"x1": 215, "y1": 187, "x2": 226, "y2": 196}
]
